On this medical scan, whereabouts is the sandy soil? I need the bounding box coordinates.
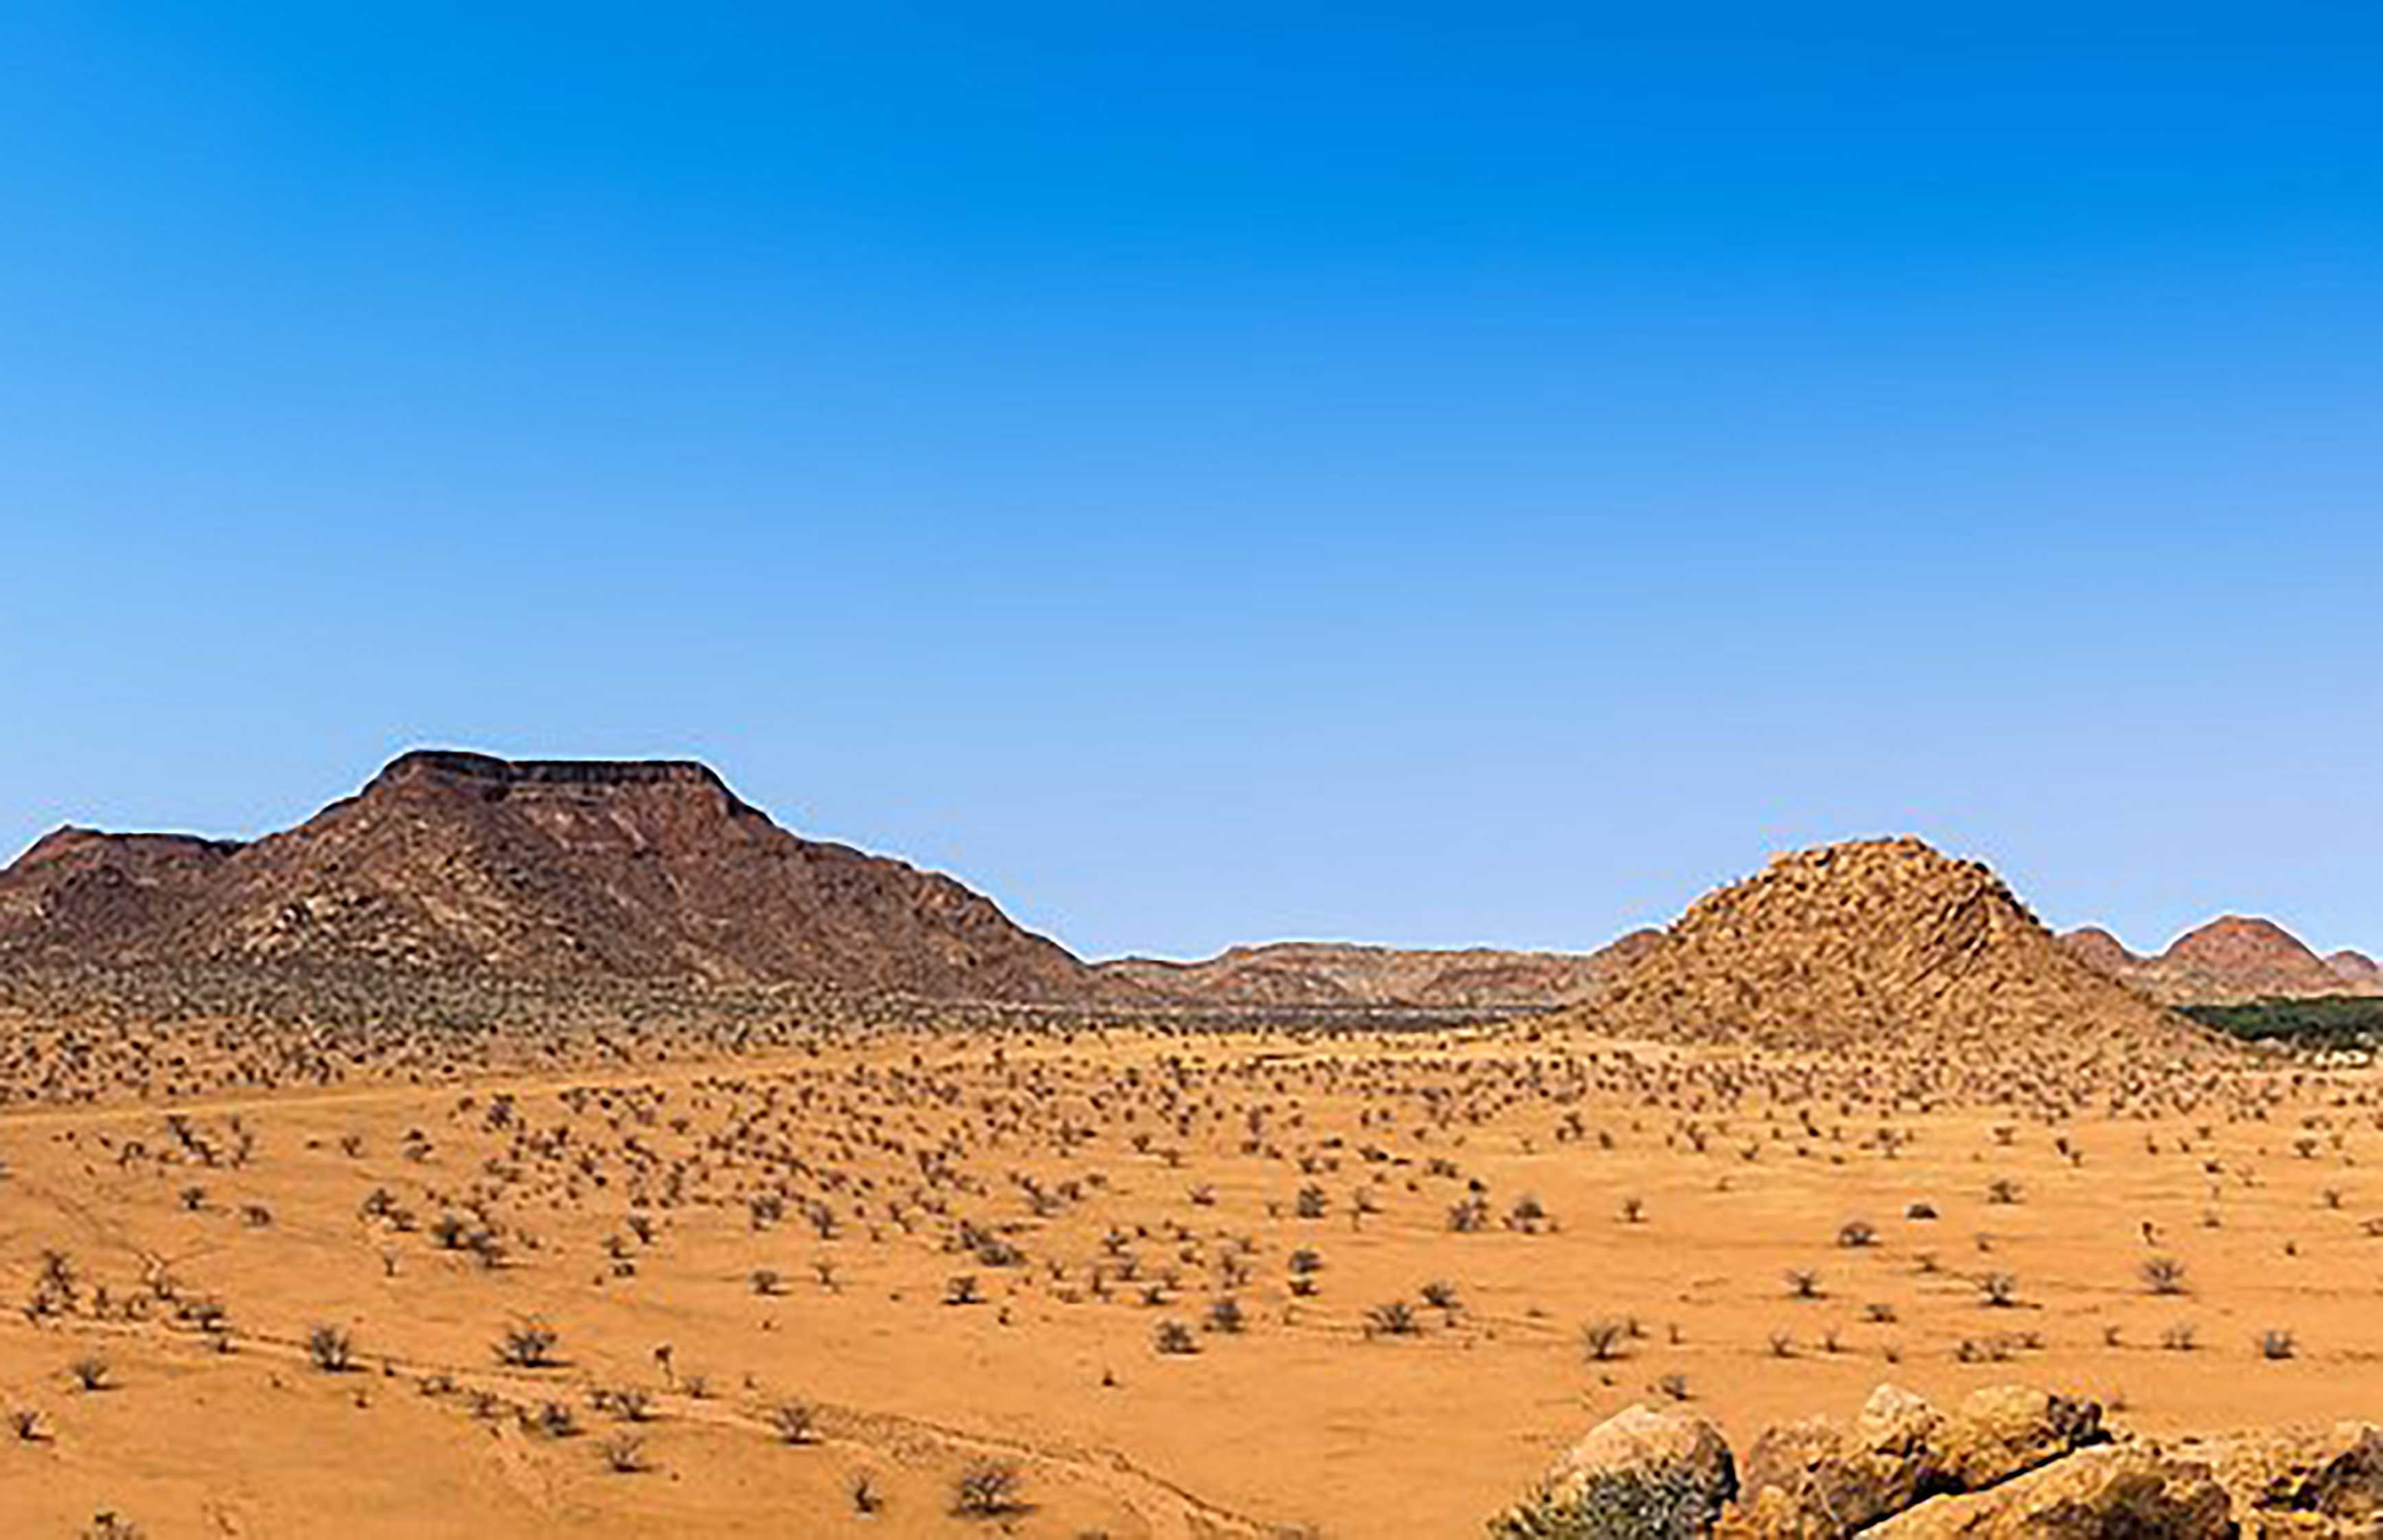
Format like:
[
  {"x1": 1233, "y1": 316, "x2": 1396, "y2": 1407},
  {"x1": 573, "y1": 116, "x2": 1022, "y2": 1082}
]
[{"x1": 2, "y1": 1020, "x2": 2377, "y2": 1538}]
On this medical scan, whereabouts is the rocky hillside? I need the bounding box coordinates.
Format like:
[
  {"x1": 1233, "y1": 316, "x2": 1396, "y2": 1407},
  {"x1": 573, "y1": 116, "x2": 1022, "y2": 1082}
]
[
  {"x1": 0, "y1": 751, "x2": 1095, "y2": 1001},
  {"x1": 2060, "y1": 915, "x2": 2380, "y2": 1004},
  {"x1": 1558, "y1": 837, "x2": 2209, "y2": 1055},
  {"x1": 1095, "y1": 931, "x2": 1662, "y2": 1010},
  {"x1": 1493, "y1": 1384, "x2": 2380, "y2": 1537}
]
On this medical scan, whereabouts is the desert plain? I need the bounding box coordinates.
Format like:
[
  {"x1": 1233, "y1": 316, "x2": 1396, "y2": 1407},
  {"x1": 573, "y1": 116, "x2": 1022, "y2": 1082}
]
[
  {"x1": 2, "y1": 1003, "x2": 2379, "y2": 1538},
  {"x1": 2, "y1": 760, "x2": 2378, "y2": 1538}
]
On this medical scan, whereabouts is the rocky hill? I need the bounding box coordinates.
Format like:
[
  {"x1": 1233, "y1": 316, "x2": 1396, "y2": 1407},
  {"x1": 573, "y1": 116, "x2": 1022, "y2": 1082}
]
[
  {"x1": 1557, "y1": 837, "x2": 2209, "y2": 1054},
  {"x1": 2060, "y1": 915, "x2": 2378, "y2": 1004},
  {"x1": 0, "y1": 751, "x2": 1095, "y2": 1001},
  {"x1": 1095, "y1": 931, "x2": 1662, "y2": 1010}
]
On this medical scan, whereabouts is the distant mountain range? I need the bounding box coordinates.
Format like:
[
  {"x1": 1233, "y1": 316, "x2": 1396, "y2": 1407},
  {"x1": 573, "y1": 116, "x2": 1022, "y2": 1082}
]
[
  {"x1": 3, "y1": 753, "x2": 2371, "y2": 1014},
  {"x1": 2059, "y1": 917, "x2": 2380, "y2": 1004},
  {"x1": 0, "y1": 751, "x2": 1639, "y2": 1010},
  {"x1": 1094, "y1": 932, "x2": 1662, "y2": 1010}
]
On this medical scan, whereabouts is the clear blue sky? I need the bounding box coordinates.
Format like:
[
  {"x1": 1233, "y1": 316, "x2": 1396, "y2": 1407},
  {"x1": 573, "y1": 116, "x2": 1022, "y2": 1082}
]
[{"x1": 3, "y1": 5, "x2": 2378, "y2": 961}]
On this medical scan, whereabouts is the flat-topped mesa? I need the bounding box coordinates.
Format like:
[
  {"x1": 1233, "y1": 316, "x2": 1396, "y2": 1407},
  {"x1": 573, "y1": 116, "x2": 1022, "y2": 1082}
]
[
  {"x1": 369, "y1": 749, "x2": 752, "y2": 805},
  {"x1": 1557, "y1": 836, "x2": 2211, "y2": 1056},
  {"x1": 0, "y1": 751, "x2": 1095, "y2": 999}
]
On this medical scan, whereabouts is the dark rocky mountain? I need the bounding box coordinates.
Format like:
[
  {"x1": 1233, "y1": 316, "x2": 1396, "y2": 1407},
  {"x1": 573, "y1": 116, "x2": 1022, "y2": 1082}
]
[{"x1": 0, "y1": 751, "x2": 1094, "y2": 1001}]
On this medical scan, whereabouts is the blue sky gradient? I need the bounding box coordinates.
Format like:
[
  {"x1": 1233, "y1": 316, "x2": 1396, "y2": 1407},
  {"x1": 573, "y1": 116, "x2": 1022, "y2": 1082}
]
[{"x1": 3, "y1": 5, "x2": 2378, "y2": 959}]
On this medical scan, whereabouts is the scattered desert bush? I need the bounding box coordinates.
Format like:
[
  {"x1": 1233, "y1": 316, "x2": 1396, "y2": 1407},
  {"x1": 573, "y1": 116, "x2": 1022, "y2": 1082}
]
[
  {"x1": 953, "y1": 1459, "x2": 1024, "y2": 1517},
  {"x1": 768, "y1": 1400, "x2": 817, "y2": 1445},
  {"x1": 494, "y1": 1318, "x2": 559, "y2": 1368},
  {"x1": 307, "y1": 1325, "x2": 355, "y2": 1373},
  {"x1": 1490, "y1": 1460, "x2": 1728, "y2": 1539}
]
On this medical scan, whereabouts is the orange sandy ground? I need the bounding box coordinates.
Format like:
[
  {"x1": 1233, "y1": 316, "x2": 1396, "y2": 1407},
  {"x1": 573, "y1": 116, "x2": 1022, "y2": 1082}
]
[{"x1": 1, "y1": 1024, "x2": 2377, "y2": 1538}]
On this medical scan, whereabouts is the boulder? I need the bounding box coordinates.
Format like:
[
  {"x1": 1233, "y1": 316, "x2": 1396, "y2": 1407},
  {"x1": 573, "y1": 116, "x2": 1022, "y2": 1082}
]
[
  {"x1": 1719, "y1": 1385, "x2": 2108, "y2": 1539},
  {"x1": 1933, "y1": 1386, "x2": 2108, "y2": 1490},
  {"x1": 1865, "y1": 1445, "x2": 2235, "y2": 1538},
  {"x1": 1721, "y1": 1384, "x2": 1951, "y2": 1538},
  {"x1": 2192, "y1": 1423, "x2": 2383, "y2": 1534},
  {"x1": 1491, "y1": 1403, "x2": 1739, "y2": 1539}
]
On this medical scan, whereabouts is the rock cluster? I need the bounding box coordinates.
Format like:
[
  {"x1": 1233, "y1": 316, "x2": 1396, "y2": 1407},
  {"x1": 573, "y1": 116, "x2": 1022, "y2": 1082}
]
[{"x1": 1494, "y1": 1387, "x2": 2381, "y2": 1538}]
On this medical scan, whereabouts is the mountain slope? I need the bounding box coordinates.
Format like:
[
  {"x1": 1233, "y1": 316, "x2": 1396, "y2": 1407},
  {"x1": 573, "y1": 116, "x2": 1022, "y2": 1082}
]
[
  {"x1": 0, "y1": 751, "x2": 1093, "y2": 1000},
  {"x1": 0, "y1": 828, "x2": 244, "y2": 959}
]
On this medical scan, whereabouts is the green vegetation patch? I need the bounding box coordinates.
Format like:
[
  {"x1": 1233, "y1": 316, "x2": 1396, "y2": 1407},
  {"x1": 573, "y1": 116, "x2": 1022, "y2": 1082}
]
[{"x1": 2180, "y1": 996, "x2": 2383, "y2": 1049}]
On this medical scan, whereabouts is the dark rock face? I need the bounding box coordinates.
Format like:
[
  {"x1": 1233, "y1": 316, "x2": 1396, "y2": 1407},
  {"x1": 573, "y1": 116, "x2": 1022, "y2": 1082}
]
[{"x1": 0, "y1": 751, "x2": 1094, "y2": 1001}]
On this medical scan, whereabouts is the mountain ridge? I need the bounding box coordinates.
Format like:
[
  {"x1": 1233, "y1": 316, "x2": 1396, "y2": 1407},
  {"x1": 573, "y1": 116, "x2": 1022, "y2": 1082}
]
[
  {"x1": 1, "y1": 752, "x2": 1653, "y2": 1013},
  {"x1": 2058, "y1": 914, "x2": 2378, "y2": 1004},
  {"x1": 1094, "y1": 932, "x2": 1662, "y2": 1009}
]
